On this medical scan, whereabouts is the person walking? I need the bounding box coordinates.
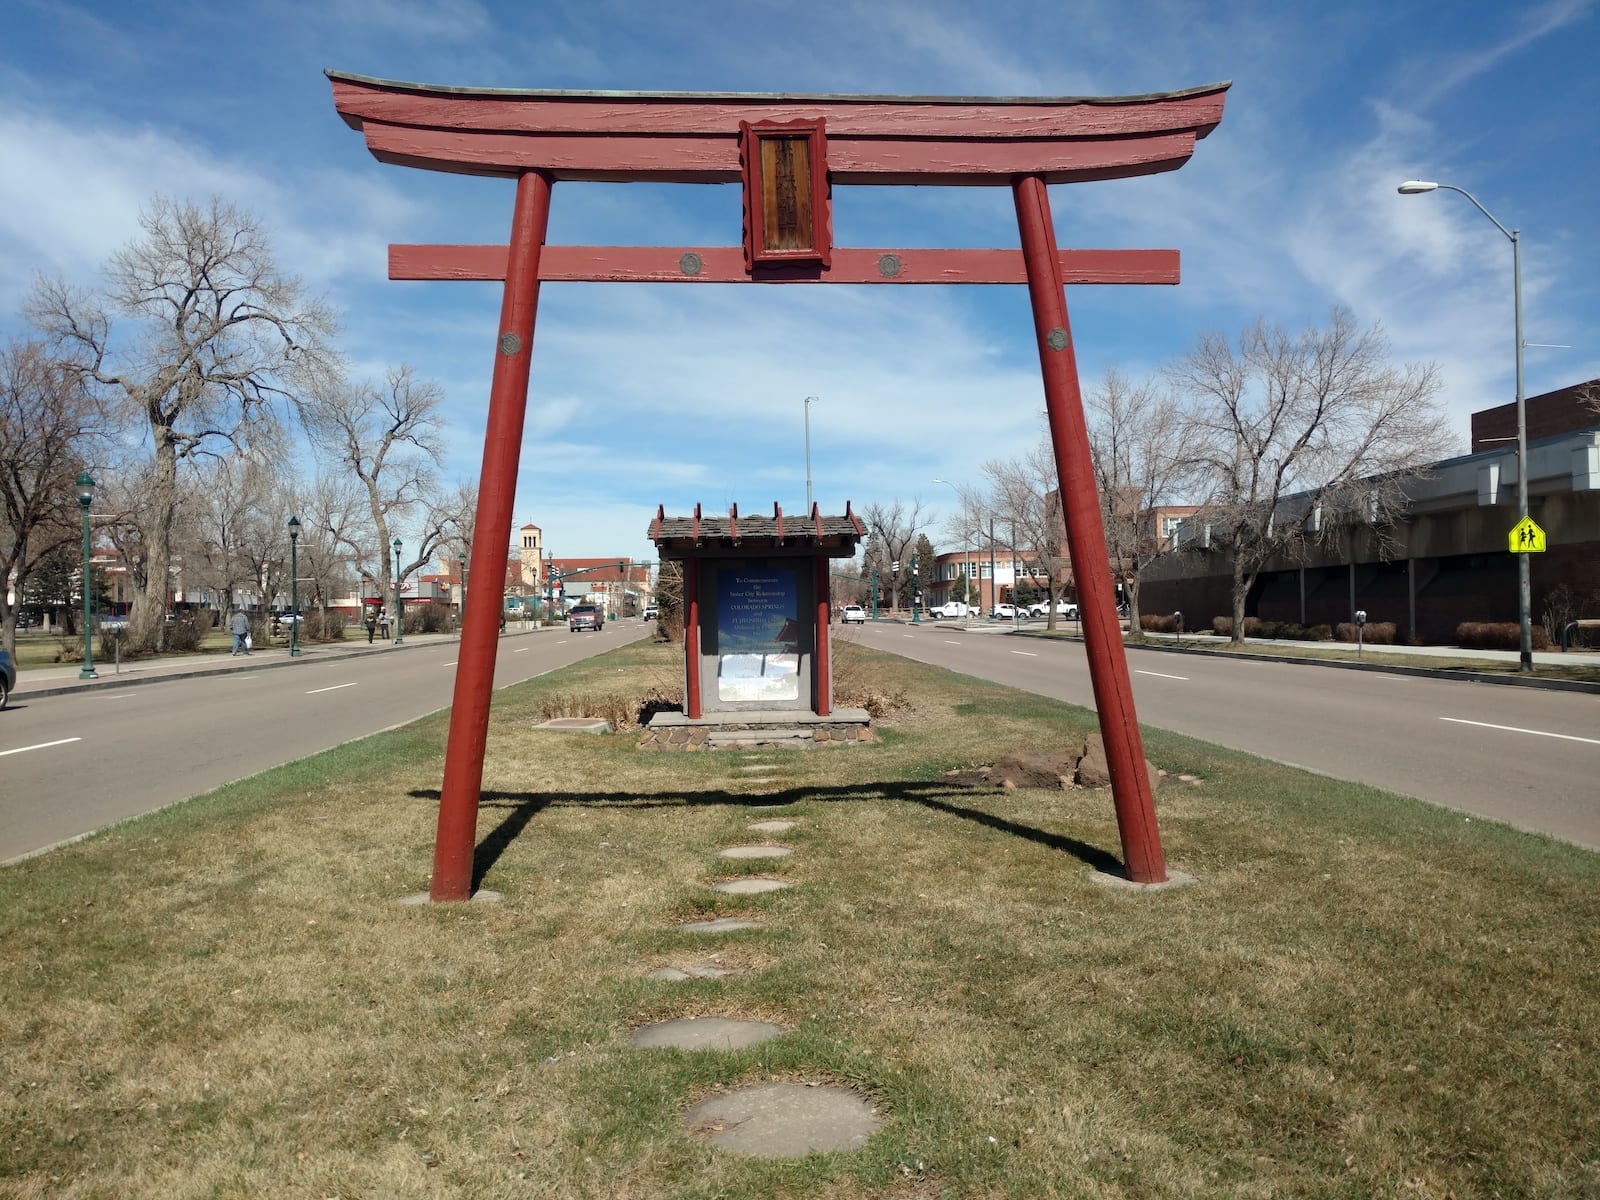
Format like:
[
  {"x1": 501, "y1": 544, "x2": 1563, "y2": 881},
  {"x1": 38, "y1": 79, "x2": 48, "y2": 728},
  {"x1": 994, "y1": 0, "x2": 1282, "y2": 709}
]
[
  {"x1": 229, "y1": 609, "x2": 251, "y2": 656},
  {"x1": 365, "y1": 606, "x2": 378, "y2": 644}
]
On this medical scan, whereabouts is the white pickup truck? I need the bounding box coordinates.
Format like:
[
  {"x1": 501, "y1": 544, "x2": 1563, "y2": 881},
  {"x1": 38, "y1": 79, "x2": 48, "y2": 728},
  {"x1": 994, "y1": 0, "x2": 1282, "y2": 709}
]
[{"x1": 927, "y1": 601, "x2": 977, "y2": 619}]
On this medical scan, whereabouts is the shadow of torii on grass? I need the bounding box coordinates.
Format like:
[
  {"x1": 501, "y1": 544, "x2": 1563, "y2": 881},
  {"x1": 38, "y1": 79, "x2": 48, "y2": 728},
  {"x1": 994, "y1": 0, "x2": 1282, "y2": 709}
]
[{"x1": 406, "y1": 781, "x2": 1125, "y2": 893}]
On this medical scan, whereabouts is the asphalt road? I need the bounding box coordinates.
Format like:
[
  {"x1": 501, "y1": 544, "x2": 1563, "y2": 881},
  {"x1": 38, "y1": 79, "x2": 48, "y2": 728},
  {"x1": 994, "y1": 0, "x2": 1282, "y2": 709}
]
[
  {"x1": 0, "y1": 624, "x2": 651, "y2": 863},
  {"x1": 851, "y1": 622, "x2": 1600, "y2": 850}
]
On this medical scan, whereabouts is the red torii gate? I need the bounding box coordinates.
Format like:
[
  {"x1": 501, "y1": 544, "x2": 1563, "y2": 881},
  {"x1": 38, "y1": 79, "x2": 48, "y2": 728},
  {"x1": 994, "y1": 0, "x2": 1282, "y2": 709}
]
[{"x1": 327, "y1": 72, "x2": 1229, "y2": 900}]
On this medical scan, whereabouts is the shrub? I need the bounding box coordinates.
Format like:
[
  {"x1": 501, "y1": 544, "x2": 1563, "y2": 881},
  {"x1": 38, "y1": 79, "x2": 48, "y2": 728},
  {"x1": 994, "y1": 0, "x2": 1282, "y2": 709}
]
[
  {"x1": 1141, "y1": 613, "x2": 1181, "y2": 634},
  {"x1": 1306, "y1": 624, "x2": 1333, "y2": 641},
  {"x1": 1335, "y1": 621, "x2": 1396, "y2": 644},
  {"x1": 1456, "y1": 621, "x2": 1552, "y2": 651},
  {"x1": 300, "y1": 610, "x2": 347, "y2": 642},
  {"x1": 1212, "y1": 616, "x2": 1261, "y2": 638},
  {"x1": 164, "y1": 617, "x2": 206, "y2": 652},
  {"x1": 413, "y1": 606, "x2": 449, "y2": 634}
]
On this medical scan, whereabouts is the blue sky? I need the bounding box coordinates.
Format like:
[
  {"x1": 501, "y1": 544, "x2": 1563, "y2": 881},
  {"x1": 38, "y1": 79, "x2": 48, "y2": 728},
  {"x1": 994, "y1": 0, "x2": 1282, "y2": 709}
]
[{"x1": 4, "y1": 0, "x2": 1597, "y2": 564}]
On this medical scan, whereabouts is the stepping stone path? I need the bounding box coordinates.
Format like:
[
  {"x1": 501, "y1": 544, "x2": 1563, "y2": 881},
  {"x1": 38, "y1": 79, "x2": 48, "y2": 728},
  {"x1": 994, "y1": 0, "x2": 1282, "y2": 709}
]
[
  {"x1": 676, "y1": 916, "x2": 765, "y2": 933},
  {"x1": 646, "y1": 962, "x2": 746, "y2": 981},
  {"x1": 717, "y1": 844, "x2": 792, "y2": 859},
  {"x1": 631, "y1": 1017, "x2": 783, "y2": 1051},
  {"x1": 712, "y1": 876, "x2": 792, "y2": 895},
  {"x1": 746, "y1": 819, "x2": 798, "y2": 834},
  {"x1": 641, "y1": 814, "x2": 885, "y2": 1159},
  {"x1": 684, "y1": 1083, "x2": 884, "y2": 1157}
]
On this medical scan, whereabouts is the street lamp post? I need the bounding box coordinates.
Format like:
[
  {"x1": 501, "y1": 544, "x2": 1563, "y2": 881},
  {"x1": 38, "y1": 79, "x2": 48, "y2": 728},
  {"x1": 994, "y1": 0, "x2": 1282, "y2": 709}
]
[
  {"x1": 1399, "y1": 179, "x2": 1532, "y2": 672},
  {"x1": 932, "y1": 478, "x2": 973, "y2": 615},
  {"x1": 288, "y1": 516, "x2": 301, "y2": 657},
  {"x1": 804, "y1": 395, "x2": 817, "y2": 512},
  {"x1": 392, "y1": 536, "x2": 404, "y2": 645},
  {"x1": 76, "y1": 472, "x2": 96, "y2": 679},
  {"x1": 458, "y1": 551, "x2": 467, "y2": 631}
]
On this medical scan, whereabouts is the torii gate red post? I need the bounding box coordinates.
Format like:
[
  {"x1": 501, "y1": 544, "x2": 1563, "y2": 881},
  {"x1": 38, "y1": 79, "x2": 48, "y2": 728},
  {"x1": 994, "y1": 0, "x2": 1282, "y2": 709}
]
[
  {"x1": 327, "y1": 72, "x2": 1227, "y2": 897},
  {"x1": 1015, "y1": 175, "x2": 1164, "y2": 881},
  {"x1": 431, "y1": 170, "x2": 552, "y2": 901}
]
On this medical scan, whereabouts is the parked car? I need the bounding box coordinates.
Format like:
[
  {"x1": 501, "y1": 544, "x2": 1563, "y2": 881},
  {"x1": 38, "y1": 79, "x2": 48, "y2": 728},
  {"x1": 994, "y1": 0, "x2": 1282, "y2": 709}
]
[
  {"x1": 928, "y1": 601, "x2": 975, "y2": 619},
  {"x1": 1028, "y1": 600, "x2": 1079, "y2": 619},
  {"x1": 990, "y1": 603, "x2": 1024, "y2": 619},
  {"x1": 568, "y1": 603, "x2": 604, "y2": 633},
  {"x1": 642, "y1": 604, "x2": 659, "y2": 621},
  {"x1": 840, "y1": 604, "x2": 866, "y2": 624},
  {"x1": 0, "y1": 648, "x2": 14, "y2": 709}
]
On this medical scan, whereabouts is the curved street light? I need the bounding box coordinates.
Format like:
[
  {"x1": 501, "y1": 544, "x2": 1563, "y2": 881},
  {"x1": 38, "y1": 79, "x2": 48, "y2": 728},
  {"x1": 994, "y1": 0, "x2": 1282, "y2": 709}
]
[
  {"x1": 392, "y1": 536, "x2": 404, "y2": 645},
  {"x1": 287, "y1": 516, "x2": 301, "y2": 657},
  {"x1": 76, "y1": 472, "x2": 97, "y2": 679},
  {"x1": 1398, "y1": 179, "x2": 1531, "y2": 670}
]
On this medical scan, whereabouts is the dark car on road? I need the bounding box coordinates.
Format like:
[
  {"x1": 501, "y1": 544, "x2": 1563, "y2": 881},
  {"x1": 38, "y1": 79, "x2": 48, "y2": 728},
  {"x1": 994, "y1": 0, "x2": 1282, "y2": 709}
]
[
  {"x1": 0, "y1": 648, "x2": 15, "y2": 709},
  {"x1": 568, "y1": 603, "x2": 604, "y2": 633}
]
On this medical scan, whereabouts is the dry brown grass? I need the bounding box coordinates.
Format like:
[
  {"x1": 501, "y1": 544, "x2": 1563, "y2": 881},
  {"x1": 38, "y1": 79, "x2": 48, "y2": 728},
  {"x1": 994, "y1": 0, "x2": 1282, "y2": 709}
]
[{"x1": 2, "y1": 637, "x2": 1597, "y2": 1198}]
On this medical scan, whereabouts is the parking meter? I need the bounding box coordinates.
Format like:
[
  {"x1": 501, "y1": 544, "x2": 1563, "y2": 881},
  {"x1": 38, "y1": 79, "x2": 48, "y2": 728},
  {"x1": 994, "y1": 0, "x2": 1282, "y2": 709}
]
[
  {"x1": 1173, "y1": 610, "x2": 1183, "y2": 643},
  {"x1": 1354, "y1": 609, "x2": 1367, "y2": 657}
]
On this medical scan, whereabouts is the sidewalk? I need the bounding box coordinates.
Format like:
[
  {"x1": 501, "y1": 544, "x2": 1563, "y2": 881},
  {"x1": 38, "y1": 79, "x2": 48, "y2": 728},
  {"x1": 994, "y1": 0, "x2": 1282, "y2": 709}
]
[{"x1": 14, "y1": 623, "x2": 554, "y2": 701}]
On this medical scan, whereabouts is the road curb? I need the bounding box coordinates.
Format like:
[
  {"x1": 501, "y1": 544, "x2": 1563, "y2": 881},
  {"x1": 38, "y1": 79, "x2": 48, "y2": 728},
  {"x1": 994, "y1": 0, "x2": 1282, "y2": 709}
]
[
  {"x1": 13, "y1": 627, "x2": 555, "y2": 702},
  {"x1": 1006, "y1": 629, "x2": 1600, "y2": 695}
]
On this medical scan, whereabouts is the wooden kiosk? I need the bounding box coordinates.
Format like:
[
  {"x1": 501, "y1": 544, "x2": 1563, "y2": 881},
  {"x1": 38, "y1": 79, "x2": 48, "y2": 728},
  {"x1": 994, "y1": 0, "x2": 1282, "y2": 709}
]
[
  {"x1": 327, "y1": 72, "x2": 1229, "y2": 897},
  {"x1": 640, "y1": 502, "x2": 870, "y2": 751}
]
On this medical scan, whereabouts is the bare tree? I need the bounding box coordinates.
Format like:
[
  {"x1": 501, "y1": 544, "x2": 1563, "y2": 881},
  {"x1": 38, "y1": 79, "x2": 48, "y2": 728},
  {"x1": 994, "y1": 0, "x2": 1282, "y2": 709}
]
[
  {"x1": 1086, "y1": 367, "x2": 1197, "y2": 638},
  {"x1": 302, "y1": 364, "x2": 449, "y2": 605},
  {"x1": 984, "y1": 439, "x2": 1070, "y2": 625},
  {"x1": 189, "y1": 456, "x2": 279, "y2": 614},
  {"x1": 1168, "y1": 308, "x2": 1445, "y2": 643},
  {"x1": 0, "y1": 339, "x2": 115, "y2": 652},
  {"x1": 27, "y1": 196, "x2": 335, "y2": 651},
  {"x1": 1577, "y1": 379, "x2": 1600, "y2": 421},
  {"x1": 861, "y1": 499, "x2": 929, "y2": 613}
]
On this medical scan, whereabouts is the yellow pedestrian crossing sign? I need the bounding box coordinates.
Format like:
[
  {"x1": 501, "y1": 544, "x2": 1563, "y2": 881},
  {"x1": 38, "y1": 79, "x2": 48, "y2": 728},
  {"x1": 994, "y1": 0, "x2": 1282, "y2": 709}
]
[{"x1": 1508, "y1": 516, "x2": 1546, "y2": 554}]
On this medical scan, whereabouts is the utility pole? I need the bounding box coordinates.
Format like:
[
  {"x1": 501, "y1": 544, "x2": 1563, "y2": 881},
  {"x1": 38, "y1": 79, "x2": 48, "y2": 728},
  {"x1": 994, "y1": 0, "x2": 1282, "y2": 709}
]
[{"x1": 804, "y1": 395, "x2": 817, "y2": 512}]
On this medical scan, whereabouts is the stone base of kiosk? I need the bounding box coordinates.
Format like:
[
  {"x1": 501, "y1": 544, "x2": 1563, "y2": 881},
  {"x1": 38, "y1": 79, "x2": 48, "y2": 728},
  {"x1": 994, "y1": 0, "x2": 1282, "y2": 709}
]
[{"x1": 639, "y1": 708, "x2": 875, "y2": 751}]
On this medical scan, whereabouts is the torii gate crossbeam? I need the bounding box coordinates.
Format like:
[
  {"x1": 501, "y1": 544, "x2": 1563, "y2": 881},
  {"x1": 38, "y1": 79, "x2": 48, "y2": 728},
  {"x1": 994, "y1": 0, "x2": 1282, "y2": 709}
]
[{"x1": 327, "y1": 73, "x2": 1229, "y2": 900}]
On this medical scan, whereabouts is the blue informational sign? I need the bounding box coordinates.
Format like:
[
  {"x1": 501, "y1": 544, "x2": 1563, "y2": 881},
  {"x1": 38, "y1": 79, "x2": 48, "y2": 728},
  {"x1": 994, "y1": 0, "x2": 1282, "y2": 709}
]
[{"x1": 717, "y1": 567, "x2": 801, "y2": 702}]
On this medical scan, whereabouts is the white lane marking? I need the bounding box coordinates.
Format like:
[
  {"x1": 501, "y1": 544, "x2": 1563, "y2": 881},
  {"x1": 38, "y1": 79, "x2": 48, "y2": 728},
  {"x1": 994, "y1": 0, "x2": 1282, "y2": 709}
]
[
  {"x1": 903, "y1": 634, "x2": 915, "y2": 638},
  {"x1": 945, "y1": 640, "x2": 961, "y2": 645},
  {"x1": 443, "y1": 660, "x2": 458, "y2": 667},
  {"x1": 557, "y1": 640, "x2": 568, "y2": 645},
  {"x1": 514, "y1": 646, "x2": 532, "y2": 653},
  {"x1": 1010, "y1": 650, "x2": 1038, "y2": 657},
  {"x1": 306, "y1": 682, "x2": 359, "y2": 695},
  {"x1": 1136, "y1": 669, "x2": 1189, "y2": 681},
  {"x1": 1, "y1": 737, "x2": 82, "y2": 758},
  {"x1": 1439, "y1": 717, "x2": 1600, "y2": 746},
  {"x1": 93, "y1": 692, "x2": 138, "y2": 700}
]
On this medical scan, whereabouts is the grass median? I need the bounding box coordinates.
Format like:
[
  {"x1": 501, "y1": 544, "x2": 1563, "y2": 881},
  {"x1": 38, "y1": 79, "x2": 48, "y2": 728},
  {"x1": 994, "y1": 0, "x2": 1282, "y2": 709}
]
[{"x1": 3, "y1": 636, "x2": 1597, "y2": 1199}]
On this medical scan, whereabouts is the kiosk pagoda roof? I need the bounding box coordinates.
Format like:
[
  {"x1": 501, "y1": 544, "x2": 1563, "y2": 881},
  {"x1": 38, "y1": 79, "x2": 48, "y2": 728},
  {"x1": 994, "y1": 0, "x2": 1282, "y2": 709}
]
[{"x1": 650, "y1": 502, "x2": 865, "y2": 558}]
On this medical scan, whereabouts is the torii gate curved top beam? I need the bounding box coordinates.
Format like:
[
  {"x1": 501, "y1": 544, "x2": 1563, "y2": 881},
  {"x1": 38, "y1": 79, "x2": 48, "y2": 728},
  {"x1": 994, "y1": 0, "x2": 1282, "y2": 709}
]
[
  {"x1": 327, "y1": 72, "x2": 1228, "y2": 901},
  {"x1": 328, "y1": 72, "x2": 1228, "y2": 185}
]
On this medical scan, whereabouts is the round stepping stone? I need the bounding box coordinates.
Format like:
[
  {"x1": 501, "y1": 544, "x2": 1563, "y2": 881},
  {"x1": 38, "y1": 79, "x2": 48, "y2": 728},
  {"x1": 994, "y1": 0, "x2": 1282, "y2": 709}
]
[
  {"x1": 677, "y1": 917, "x2": 765, "y2": 933},
  {"x1": 746, "y1": 819, "x2": 798, "y2": 834},
  {"x1": 684, "y1": 1082, "x2": 883, "y2": 1157},
  {"x1": 717, "y1": 844, "x2": 793, "y2": 859},
  {"x1": 631, "y1": 1017, "x2": 782, "y2": 1051},
  {"x1": 646, "y1": 962, "x2": 745, "y2": 981},
  {"x1": 712, "y1": 876, "x2": 793, "y2": 895}
]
